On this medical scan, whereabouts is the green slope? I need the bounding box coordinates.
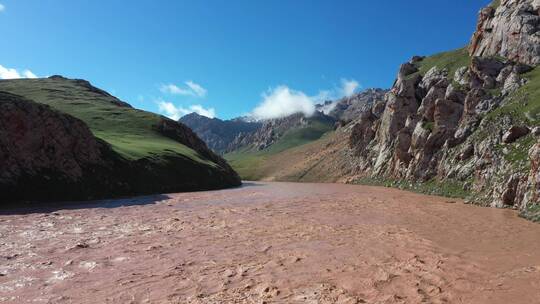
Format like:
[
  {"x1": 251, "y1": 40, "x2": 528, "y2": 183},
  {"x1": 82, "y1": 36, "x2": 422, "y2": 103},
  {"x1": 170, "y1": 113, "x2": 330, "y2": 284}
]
[
  {"x1": 0, "y1": 76, "x2": 240, "y2": 202},
  {"x1": 0, "y1": 77, "x2": 211, "y2": 165},
  {"x1": 409, "y1": 47, "x2": 471, "y2": 79},
  {"x1": 225, "y1": 119, "x2": 334, "y2": 180}
]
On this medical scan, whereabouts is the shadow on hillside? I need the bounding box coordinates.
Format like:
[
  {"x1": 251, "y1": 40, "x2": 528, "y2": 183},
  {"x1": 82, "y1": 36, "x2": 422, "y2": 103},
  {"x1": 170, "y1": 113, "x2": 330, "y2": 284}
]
[{"x1": 0, "y1": 194, "x2": 171, "y2": 215}]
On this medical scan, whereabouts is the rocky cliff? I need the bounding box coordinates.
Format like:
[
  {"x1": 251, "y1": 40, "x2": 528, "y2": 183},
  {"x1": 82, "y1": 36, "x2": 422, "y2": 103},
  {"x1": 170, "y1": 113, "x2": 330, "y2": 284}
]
[
  {"x1": 320, "y1": 88, "x2": 388, "y2": 124},
  {"x1": 0, "y1": 92, "x2": 114, "y2": 202},
  {"x1": 228, "y1": 111, "x2": 335, "y2": 152},
  {"x1": 470, "y1": 0, "x2": 540, "y2": 65},
  {"x1": 0, "y1": 78, "x2": 240, "y2": 204},
  {"x1": 348, "y1": 0, "x2": 540, "y2": 219}
]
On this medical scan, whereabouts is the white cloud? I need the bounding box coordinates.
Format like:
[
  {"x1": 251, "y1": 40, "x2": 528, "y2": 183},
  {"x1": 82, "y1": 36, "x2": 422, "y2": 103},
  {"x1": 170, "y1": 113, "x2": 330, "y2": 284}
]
[
  {"x1": 340, "y1": 78, "x2": 359, "y2": 97},
  {"x1": 157, "y1": 100, "x2": 216, "y2": 120},
  {"x1": 185, "y1": 81, "x2": 207, "y2": 97},
  {"x1": 0, "y1": 65, "x2": 38, "y2": 79},
  {"x1": 252, "y1": 86, "x2": 316, "y2": 120},
  {"x1": 160, "y1": 84, "x2": 192, "y2": 96},
  {"x1": 23, "y1": 70, "x2": 37, "y2": 78},
  {"x1": 160, "y1": 80, "x2": 207, "y2": 98},
  {"x1": 250, "y1": 78, "x2": 361, "y2": 119},
  {"x1": 0, "y1": 3, "x2": 5, "y2": 12}
]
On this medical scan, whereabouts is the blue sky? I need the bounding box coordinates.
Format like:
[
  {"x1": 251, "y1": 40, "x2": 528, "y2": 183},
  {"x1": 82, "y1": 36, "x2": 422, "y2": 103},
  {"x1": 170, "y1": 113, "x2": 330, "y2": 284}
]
[{"x1": 0, "y1": 0, "x2": 491, "y2": 120}]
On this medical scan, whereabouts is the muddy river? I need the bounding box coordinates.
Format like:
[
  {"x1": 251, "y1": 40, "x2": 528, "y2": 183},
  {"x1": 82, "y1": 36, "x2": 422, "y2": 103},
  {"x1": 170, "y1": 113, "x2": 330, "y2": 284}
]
[{"x1": 1, "y1": 182, "x2": 539, "y2": 303}]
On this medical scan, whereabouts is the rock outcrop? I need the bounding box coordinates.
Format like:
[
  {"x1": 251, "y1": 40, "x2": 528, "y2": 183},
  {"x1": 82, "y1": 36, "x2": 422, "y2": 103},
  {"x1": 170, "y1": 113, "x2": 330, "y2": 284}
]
[
  {"x1": 320, "y1": 88, "x2": 387, "y2": 124},
  {"x1": 227, "y1": 112, "x2": 335, "y2": 152},
  {"x1": 0, "y1": 92, "x2": 106, "y2": 181},
  {"x1": 0, "y1": 92, "x2": 118, "y2": 202},
  {"x1": 469, "y1": 0, "x2": 540, "y2": 66},
  {"x1": 347, "y1": 0, "x2": 539, "y2": 216}
]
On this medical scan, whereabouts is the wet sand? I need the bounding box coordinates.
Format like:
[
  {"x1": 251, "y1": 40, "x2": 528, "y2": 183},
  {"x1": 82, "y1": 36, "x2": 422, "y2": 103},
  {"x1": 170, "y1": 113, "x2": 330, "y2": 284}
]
[{"x1": 1, "y1": 182, "x2": 540, "y2": 303}]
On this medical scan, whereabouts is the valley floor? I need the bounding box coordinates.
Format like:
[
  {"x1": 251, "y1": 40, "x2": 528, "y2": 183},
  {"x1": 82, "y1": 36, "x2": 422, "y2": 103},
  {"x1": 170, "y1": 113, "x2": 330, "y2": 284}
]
[{"x1": 1, "y1": 182, "x2": 540, "y2": 303}]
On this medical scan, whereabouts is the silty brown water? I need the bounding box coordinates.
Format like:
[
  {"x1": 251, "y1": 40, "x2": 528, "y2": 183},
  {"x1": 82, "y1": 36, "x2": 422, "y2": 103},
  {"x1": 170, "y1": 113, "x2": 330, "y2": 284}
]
[{"x1": 1, "y1": 182, "x2": 539, "y2": 303}]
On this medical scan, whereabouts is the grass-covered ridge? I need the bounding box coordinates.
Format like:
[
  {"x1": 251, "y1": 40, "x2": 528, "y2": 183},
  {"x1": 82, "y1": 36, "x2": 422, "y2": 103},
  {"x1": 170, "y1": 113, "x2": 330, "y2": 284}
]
[
  {"x1": 0, "y1": 77, "x2": 211, "y2": 165},
  {"x1": 413, "y1": 47, "x2": 471, "y2": 78},
  {"x1": 225, "y1": 119, "x2": 334, "y2": 180}
]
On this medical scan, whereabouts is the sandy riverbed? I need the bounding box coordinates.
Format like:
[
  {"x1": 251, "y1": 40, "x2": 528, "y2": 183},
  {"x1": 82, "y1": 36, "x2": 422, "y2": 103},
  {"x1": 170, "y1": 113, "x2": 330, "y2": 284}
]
[{"x1": 1, "y1": 182, "x2": 539, "y2": 303}]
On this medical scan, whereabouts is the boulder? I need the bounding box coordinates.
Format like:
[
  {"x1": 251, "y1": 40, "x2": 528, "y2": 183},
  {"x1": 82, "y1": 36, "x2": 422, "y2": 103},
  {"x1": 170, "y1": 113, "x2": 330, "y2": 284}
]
[
  {"x1": 434, "y1": 99, "x2": 464, "y2": 130},
  {"x1": 445, "y1": 83, "x2": 467, "y2": 104},
  {"x1": 454, "y1": 66, "x2": 470, "y2": 86},
  {"x1": 420, "y1": 67, "x2": 448, "y2": 90},
  {"x1": 502, "y1": 126, "x2": 530, "y2": 143},
  {"x1": 502, "y1": 72, "x2": 526, "y2": 95},
  {"x1": 501, "y1": 174, "x2": 522, "y2": 206},
  {"x1": 496, "y1": 65, "x2": 514, "y2": 84},
  {"x1": 418, "y1": 79, "x2": 448, "y2": 121},
  {"x1": 470, "y1": 57, "x2": 506, "y2": 89},
  {"x1": 459, "y1": 144, "x2": 475, "y2": 161},
  {"x1": 399, "y1": 62, "x2": 419, "y2": 77},
  {"x1": 532, "y1": 126, "x2": 540, "y2": 136}
]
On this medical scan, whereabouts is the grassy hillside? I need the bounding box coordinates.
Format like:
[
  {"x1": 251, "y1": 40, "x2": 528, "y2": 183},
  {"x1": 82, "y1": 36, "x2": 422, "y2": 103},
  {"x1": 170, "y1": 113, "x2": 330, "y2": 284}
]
[
  {"x1": 0, "y1": 77, "x2": 211, "y2": 165},
  {"x1": 412, "y1": 47, "x2": 471, "y2": 78},
  {"x1": 225, "y1": 119, "x2": 334, "y2": 180},
  {"x1": 0, "y1": 77, "x2": 240, "y2": 203}
]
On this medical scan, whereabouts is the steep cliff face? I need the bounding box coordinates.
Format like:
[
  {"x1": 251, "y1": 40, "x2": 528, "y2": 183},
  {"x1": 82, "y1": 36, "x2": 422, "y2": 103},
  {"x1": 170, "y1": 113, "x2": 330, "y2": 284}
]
[
  {"x1": 348, "y1": 0, "x2": 540, "y2": 217},
  {"x1": 0, "y1": 92, "x2": 120, "y2": 202},
  {"x1": 470, "y1": 0, "x2": 540, "y2": 65},
  {"x1": 0, "y1": 92, "x2": 107, "y2": 182}
]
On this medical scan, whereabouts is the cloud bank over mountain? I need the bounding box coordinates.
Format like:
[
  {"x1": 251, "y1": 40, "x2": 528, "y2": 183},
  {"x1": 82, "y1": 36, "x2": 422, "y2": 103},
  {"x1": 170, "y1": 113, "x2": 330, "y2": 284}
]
[{"x1": 251, "y1": 78, "x2": 360, "y2": 120}]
